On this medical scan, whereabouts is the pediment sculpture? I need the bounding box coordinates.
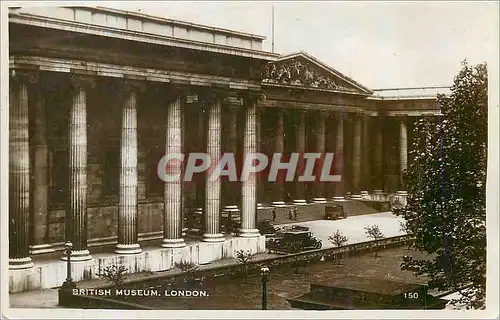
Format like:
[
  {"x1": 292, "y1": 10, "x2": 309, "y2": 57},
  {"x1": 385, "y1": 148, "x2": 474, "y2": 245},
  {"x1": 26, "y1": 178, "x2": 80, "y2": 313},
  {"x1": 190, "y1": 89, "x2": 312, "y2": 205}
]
[{"x1": 262, "y1": 57, "x2": 358, "y2": 93}]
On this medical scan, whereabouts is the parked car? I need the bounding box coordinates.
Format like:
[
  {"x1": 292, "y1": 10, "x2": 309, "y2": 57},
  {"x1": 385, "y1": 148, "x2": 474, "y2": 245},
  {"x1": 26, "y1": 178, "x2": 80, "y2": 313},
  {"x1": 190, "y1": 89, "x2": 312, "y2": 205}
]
[{"x1": 266, "y1": 228, "x2": 322, "y2": 253}]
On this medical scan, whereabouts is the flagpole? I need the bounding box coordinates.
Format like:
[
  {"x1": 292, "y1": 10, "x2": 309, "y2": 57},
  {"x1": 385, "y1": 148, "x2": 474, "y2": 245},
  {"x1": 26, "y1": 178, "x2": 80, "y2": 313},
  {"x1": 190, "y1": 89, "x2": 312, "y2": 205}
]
[{"x1": 272, "y1": 4, "x2": 275, "y2": 53}]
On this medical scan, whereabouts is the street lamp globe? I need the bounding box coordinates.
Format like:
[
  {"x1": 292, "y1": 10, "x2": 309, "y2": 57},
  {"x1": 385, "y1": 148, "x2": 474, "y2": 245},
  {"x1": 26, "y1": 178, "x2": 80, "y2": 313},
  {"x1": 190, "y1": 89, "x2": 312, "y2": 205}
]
[
  {"x1": 260, "y1": 266, "x2": 270, "y2": 276},
  {"x1": 64, "y1": 241, "x2": 73, "y2": 250}
]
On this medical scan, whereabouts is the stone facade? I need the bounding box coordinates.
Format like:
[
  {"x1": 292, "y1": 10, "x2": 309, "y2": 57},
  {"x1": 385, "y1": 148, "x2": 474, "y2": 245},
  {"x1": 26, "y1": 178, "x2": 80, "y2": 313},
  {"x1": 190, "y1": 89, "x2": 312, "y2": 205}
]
[{"x1": 8, "y1": 6, "x2": 444, "y2": 292}]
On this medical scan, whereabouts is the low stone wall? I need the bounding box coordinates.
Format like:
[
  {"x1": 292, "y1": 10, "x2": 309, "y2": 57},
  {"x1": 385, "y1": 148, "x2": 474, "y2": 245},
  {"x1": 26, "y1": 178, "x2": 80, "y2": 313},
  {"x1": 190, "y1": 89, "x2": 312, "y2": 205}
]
[
  {"x1": 9, "y1": 236, "x2": 266, "y2": 293},
  {"x1": 96, "y1": 235, "x2": 412, "y2": 292}
]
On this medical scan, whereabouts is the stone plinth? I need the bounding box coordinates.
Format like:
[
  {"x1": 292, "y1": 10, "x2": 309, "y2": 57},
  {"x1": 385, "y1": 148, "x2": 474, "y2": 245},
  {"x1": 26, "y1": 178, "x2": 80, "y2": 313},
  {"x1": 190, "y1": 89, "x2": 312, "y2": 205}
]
[{"x1": 9, "y1": 236, "x2": 266, "y2": 293}]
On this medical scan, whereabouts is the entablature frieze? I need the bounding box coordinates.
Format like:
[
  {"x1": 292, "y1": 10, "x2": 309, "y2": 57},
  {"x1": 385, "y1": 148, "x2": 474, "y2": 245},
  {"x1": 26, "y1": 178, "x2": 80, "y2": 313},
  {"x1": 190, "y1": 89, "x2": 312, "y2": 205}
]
[
  {"x1": 9, "y1": 55, "x2": 263, "y2": 93},
  {"x1": 259, "y1": 99, "x2": 379, "y2": 116}
]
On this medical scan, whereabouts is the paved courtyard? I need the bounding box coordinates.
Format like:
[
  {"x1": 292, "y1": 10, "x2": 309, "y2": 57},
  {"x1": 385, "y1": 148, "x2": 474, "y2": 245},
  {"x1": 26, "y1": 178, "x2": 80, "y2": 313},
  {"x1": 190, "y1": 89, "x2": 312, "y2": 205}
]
[
  {"x1": 277, "y1": 211, "x2": 406, "y2": 248},
  {"x1": 9, "y1": 211, "x2": 407, "y2": 309}
]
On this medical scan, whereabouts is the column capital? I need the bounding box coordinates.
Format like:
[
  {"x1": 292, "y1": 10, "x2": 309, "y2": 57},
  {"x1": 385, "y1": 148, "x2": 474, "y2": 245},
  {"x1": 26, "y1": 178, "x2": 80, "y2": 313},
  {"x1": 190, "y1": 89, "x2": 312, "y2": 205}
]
[
  {"x1": 238, "y1": 91, "x2": 266, "y2": 105},
  {"x1": 69, "y1": 74, "x2": 96, "y2": 90},
  {"x1": 198, "y1": 88, "x2": 227, "y2": 104},
  {"x1": 295, "y1": 109, "x2": 307, "y2": 122},
  {"x1": 10, "y1": 69, "x2": 39, "y2": 84},
  {"x1": 122, "y1": 78, "x2": 146, "y2": 94},
  {"x1": 398, "y1": 115, "x2": 409, "y2": 123},
  {"x1": 224, "y1": 102, "x2": 240, "y2": 113},
  {"x1": 275, "y1": 108, "x2": 285, "y2": 116},
  {"x1": 317, "y1": 109, "x2": 328, "y2": 118}
]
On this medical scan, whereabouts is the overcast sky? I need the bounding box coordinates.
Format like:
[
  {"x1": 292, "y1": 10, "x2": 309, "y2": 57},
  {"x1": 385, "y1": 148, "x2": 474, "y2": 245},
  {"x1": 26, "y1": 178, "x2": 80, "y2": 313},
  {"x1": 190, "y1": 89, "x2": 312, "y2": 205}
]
[{"x1": 16, "y1": 1, "x2": 500, "y2": 89}]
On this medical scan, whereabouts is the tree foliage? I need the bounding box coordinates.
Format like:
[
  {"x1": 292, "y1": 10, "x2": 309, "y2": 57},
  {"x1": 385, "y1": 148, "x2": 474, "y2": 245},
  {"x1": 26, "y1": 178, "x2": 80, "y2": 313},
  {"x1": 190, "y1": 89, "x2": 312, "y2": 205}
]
[
  {"x1": 394, "y1": 60, "x2": 487, "y2": 309},
  {"x1": 234, "y1": 249, "x2": 253, "y2": 282},
  {"x1": 329, "y1": 230, "x2": 349, "y2": 264},
  {"x1": 364, "y1": 225, "x2": 385, "y2": 257},
  {"x1": 98, "y1": 264, "x2": 128, "y2": 287},
  {"x1": 329, "y1": 229, "x2": 349, "y2": 248}
]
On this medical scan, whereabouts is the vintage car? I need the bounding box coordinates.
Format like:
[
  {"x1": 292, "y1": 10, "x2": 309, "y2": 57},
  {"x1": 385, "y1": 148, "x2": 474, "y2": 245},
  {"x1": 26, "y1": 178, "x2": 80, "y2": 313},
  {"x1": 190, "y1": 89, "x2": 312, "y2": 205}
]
[
  {"x1": 267, "y1": 227, "x2": 322, "y2": 253},
  {"x1": 257, "y1": 219, "x2": 278, "y2": 237},
  {"x1": 324, "y1": 204, "x2": 347, "y2": 220}
]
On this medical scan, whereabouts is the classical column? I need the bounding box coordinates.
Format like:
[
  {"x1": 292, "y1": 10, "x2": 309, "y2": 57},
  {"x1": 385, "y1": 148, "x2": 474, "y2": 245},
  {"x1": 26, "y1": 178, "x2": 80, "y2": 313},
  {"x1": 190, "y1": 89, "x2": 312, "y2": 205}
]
[
  {"x1": 272, "y1": 109, "x2": 286, "y2": 207},
  {"x1": 63, "y1": 75, "x2": 94, "y2": 261},
  {"x1": 30, "y1": 83, "x2": 54, "y2": 255},
  {"x1": 360, "y1": 115, "x2": 371, "y2": 198},
  {"x1": 162, "y1": 89, "x2": 186, "y2": 248},
  {"x1": 115, "y1": 81, "x2": 142, "y2": 254},
  {"x1": 398, "y1": 117, "x2": 408, "y2": 193},
  {"x1": 350, "y1": 114, "x2": 362, "y2": 199},
  {"x1": 9, "y1": 70, "x2": 35, "y2": 269},
  {"x1": 256, "y1": 108, "x2": 264, "y2": 209},
  {"x1": 373, "y1": 116, "x2": 384, "y2": 195},
  {"x1": 222, "y1": 106, "x2": 240, "y2": 221},
  {"x1": 195, "y1": 107, "x2": 205, "y2": 230},
  {"x1": 203, "y1": 93, "x2": 224, "y2": 242},
  {"x1": 333, "y1": 112, "x2": 345, "y2": 200},
  {"x1": 239, "y1": 93, "x2": 261, "y2": 237},
  {"x1": 293, "y1": 110, "x2": 307, "y2": 205},
  {"x1": 313, "y1": 111, "x2": 327, "y2": 203}
]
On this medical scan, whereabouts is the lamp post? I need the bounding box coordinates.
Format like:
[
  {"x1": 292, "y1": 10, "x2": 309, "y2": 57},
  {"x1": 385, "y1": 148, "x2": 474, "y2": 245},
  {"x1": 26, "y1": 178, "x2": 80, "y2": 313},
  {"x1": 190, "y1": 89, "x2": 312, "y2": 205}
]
[
  {"x1": 62, "y1": 241, "x2": 75, "y2": 288},
  {"x1": 260, "y1": 266, "x2": 270, "y2": 310},
  {"x1": 59, "y1": 241, "x2": 76, "y2": 306}
]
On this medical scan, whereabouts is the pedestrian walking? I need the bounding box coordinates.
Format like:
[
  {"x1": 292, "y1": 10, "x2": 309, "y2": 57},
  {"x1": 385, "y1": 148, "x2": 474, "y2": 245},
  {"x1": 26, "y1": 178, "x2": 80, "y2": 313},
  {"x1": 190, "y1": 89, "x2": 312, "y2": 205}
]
[
  {"x1": 272, "y1": 207, "x2": 277, "y2": 222},
  {"x1": 293, "y1": 206, "x2": 298, "y2": 221},
  {"x1": 288, "y1": 207, "x2": 293, "y2": 220}
]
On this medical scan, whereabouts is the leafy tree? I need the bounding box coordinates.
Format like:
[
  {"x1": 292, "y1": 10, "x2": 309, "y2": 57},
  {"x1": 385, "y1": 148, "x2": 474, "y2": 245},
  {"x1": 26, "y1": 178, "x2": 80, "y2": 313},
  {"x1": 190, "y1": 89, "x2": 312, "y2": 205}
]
[
  {"x1": 97, "y1": 264, "x2": 128, "y2": 287},
  {"x1": 234, "y1": 249, "x2": 253, "y2": 283},
  {"x1": 394, "y1": 61, "x2": 487, "y2": 309},
  {"x1": 364, "y1": 225, "x2": 385, "y2": 257},
  {"x1": 328, "y1": 230, "x2": 349, "y2": 264},
  {"x1": 175, "y1": 260, "x2": 200, "y2": 286}
]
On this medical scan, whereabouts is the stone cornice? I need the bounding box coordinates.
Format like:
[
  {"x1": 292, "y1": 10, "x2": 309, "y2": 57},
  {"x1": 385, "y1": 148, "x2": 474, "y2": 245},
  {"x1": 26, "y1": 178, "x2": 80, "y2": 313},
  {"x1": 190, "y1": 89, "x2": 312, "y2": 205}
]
[
  {"x1": 9, "y1": 55, "x2": 262, "y2": 91},
  {"x1": 262, "y1": 82, "x2": 370, "y2": 97},
  {"x1": 260, "y1": 99, "x2": 378, "y2": 115},
  {"x1": 9, "y1": 11, "x2": 279, "y2": 61},
  {"x1": 90, "y1": 6, "x2": 267, "y2": 40},
  {"x1": 385, "y1": 111, "x2": 442, "y2": 117}
]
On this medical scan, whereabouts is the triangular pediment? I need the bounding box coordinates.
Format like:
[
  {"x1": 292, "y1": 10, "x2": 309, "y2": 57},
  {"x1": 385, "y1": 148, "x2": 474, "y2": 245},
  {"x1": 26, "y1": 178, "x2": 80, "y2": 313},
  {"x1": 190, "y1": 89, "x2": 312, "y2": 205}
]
[{"x1": 262, "y1": 51, "x2": 373, "y2": 95}]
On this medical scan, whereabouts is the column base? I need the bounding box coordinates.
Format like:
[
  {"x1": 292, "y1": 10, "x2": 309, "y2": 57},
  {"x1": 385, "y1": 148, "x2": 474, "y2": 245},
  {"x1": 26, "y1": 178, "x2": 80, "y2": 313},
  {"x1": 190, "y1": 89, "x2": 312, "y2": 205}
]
[
  {"x1": 313, "y1": 198, "x2": 327, "y2": 203},
  {"x1": 9, "y1": 257, "x2": 34, "y2": 270},
  {"x1": 373, "y1": 189, "x2": 384, "y2": 194},
  {"x1": 223, "y1": 205, "x2": 240, "y2": 213},
  {"x1": 271, "y1": 201, "x2": 286, "y2": 207},
  {"x1": 350, "y1": 194, "x2": 363, "y2": 199},
  {"x1": 115, "y1": 243, "x2": 142, "y2": 254},
  {"x1": 257, "y1": 203, "x2": 264, "y2": 209},
  {"x1": 161, "y1": 238, "x2": 186, "y2": 248},
  {"x1": 360, "y1": 191, "x2": 370, "y2": 199},
  {"x1": 29, "y1": 244, "x2": 55, "y2": 255},
  {"x1": 60, "y1": 249, "x2": 92, "y2": 262},
  {"x1": 293, "y1": 199, "x2": 307, "y2": 205},
  {"x1": 238, "y1": 228, "x2": 260, "y2": 238},
  {"x1": 332, "y1": 196, "x2": 346, "y2": 201},
  {"x1": 396, "y1": 190, "x2": 408, "y2": 195},
  {"x1": 202, "y1": 233, "x2": 225, "y2": 242}
]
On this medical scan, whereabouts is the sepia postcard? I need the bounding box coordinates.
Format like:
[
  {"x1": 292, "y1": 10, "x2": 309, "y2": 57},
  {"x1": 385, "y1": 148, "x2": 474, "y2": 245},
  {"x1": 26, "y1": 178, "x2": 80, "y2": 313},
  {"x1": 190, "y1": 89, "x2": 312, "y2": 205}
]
[{"x1": 1, "y1": 1, "x2": 499, "y2": 319}]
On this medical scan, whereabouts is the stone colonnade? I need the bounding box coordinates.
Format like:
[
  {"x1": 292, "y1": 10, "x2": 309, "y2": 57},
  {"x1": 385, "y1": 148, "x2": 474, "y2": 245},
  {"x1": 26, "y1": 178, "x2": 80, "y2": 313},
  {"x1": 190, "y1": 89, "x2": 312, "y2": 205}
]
[{"x1": 9, "y1": 70, "x2": 409, "y2": 268}]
